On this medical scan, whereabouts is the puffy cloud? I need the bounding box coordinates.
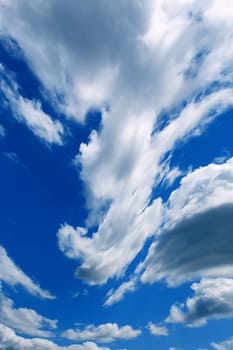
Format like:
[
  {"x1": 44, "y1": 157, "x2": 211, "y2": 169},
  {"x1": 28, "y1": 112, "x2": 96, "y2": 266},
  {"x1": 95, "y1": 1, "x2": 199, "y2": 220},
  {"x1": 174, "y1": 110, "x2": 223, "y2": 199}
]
[
  {"x1": 147, "y1": 322, "x2": 168, "y2": 336},
  {"x1": 0, "y1": 288, "x2": 57, "y2": 337},
  {"x1": 62, "y1": 323, "x2": 141, "y2": 343},
  {"x1": 0, "y1": 246, "x2": 54, "y2": 299},
  {"x1": 212, "y1": 337, "x2": 233, "y2": 350},
  {"x1": 0, "y1": 324, "x2": 110, "y2": 350},
  {"x1": 0, "y1": 64, "x2": 64, "y2": 145},
  {"x1": 166, "y1": 278, "x2": 233, "y2": 327},
  {"x1": 139, "y1": 159, "x2": 233, "y2": 286},
  {"x1": 1, "y1": 0, "x2": 233, "y2": 288},
  {"x1": 164, "y1": 158, "x2": 233, "y2": 229}
]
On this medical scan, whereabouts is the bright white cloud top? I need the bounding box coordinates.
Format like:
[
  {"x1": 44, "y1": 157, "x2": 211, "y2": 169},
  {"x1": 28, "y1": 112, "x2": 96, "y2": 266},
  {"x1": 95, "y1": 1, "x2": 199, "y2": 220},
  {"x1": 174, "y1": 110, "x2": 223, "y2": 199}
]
[{"x1": 0, "y1": 0, "x2": 233, "y2": 349}]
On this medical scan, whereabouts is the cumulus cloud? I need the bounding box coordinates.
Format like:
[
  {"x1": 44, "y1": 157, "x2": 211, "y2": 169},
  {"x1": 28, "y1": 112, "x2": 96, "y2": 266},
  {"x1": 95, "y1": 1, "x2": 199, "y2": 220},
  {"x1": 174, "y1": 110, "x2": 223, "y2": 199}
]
[
  {"x1": 0, "y1": 64, "x2": 64, "y2": 145},
  {"x1": 0, "y1": 288, "x2": 57, "y2": 337},
  {"x1": 147, "y1": 322, "x2": 168, "y2": 336},
  {"x1": 0, "y1": 246, "x2": 54, "y2": 299},
  {"x1": 1, "y1": 0, "x2": 233, "y2": 289},
  {"x1": 139, "y1": 159, "x2": 233, "y2": 286},
  {"x1": 166, "y1": 278, "x2": 233, "y2": 327},
  {"x1": 62, "y1": 323, "x2": 141, "y2": 343},
  {"x1": 0, "y1": 324, "x2": 110, "y2": 350}
]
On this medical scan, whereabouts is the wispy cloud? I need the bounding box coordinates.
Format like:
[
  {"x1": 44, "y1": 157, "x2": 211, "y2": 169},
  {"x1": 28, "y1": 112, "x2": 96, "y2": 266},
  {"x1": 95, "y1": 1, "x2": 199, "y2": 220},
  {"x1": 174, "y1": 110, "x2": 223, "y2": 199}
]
[
  {"x1": 0, "y1": 246, "x2": 55, "y2": 299},
  {"x1": 104, "y1": 277, "x2": 137, "y2": 307},
  {"x1": 0, "y1": 64, "x2": 65, "y2": 145},
  {"x1": 0, "y1": 287, "x2": 57, "y2": 337},
  {"x1": 0, "y1": 123, "x2": 6, "y2": 138}
]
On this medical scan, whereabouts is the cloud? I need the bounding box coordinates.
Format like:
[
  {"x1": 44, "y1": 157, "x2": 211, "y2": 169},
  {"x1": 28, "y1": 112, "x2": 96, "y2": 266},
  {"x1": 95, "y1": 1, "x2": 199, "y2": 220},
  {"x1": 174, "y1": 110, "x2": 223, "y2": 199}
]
[
  {"x1": 0, "y1": 64, "x2": 65, "y2": 145},
  {"x1": 55, "y1": 1, "x2": 233, "y2": 285},
  {"x1": 0, "y1": 246, "x2": 55, "y2": 299},
  {"x1": 62, "y1": 323, "x2": 141, "y2": 343},
  {"x1": 166, "y1": 278, "x2": 233, "y2": 327},
  {"x1": 1, "y1": 0, "x2": 233, "y2": 290},
  {"x1": 212, "y1": 337, "x2": 233, "y2": 350},
  {"x1": 0, "y1": 123, "x2": 6, "y2": 138},
  {"x1": 57, "y1": 198, "x2": 163, "y2": 285},
  {"x1": 0, "y1": 287, "x2": 57, "y2": 337},
  {"x1": 139, "y1": 159, "x2": 233, "y2": 286},
  {"x1": 147, "y1": 322, "x2": 168, "y2": 336},
  {"x1": 104, "y1": 277, "x2": 137, "y2": 307},
  {"x1": 0, "y1": 324, "x2": 111, "y2": 350}
]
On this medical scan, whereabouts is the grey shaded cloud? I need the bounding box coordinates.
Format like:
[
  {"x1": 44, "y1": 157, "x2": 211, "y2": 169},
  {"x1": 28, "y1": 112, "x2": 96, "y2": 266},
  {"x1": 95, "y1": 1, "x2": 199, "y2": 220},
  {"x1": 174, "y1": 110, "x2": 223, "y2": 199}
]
[
  {"x1": 167, "y1": 278, "x2": 233, "y2": 327},
  {"x1": 140, "y1": 204, "x2": 233, "y2": 286}
]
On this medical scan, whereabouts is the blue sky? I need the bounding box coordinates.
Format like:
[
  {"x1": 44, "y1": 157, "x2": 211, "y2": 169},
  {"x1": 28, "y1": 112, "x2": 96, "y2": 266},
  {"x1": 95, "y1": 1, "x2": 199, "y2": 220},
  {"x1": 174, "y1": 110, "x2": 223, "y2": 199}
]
[{"x1": 0, "y1": 1, "x2": 233, "y2": 349}]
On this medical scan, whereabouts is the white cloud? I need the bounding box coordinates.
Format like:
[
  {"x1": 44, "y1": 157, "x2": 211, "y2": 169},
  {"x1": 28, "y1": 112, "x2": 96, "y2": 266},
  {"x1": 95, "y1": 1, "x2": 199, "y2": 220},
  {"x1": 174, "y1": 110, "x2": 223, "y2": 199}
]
[
  {"x1": 0, "y1": 64, "x2": 65, "y2": 145},
  {"x1": 0, "y1": 288, "x2": 57, "y2": 337},
  {"x1": 0, "y1": 324, "x2": 110, "y2": 350},
  {"x1": 1, "y1": 0, "x2": 233, "y2": 291},
  {"x1": 166, "y1": 278, "x2": 233, "y2": 327},
  {"x1": 147, "y1": 322, "x2": 168, "y2": 336},
  {"x1": 57, "y1": 198, "x2": 163, "y2": 285},
  {"x1": 62, "y1": 323, "x2": 141, "y2": 343},
  {"x1": 212, "y1": 337, "x2": 233, "y2": 350},
  {"x1": 139, "y1": 158, "x2": 233, "y2": 286},
  {"x1": 0, "y1": 246, "x2": 54, "y2": 299},
  {"x1": 16, "y1": 97, "x2": 64, "y2": 145},
  {"x1": 104, "y1": 277, "x2": 137, "y2": 307}
]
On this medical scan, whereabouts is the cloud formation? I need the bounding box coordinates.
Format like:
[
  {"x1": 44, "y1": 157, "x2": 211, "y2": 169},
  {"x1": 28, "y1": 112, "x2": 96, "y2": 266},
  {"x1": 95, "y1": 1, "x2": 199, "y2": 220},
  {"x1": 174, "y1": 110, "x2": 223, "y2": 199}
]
[
  {"x1": 1, "y1": 1, "x2": 233, "y2": 287},
  {"x1": 0, "y1": 246, "x2": 54, "y2": 299},
  {"x1": 139, "y1": 158, "x2": 233, "y2": 287},
  {"x1": 55, "y1": 0, "x2": 233, "y2": 286},
  {"x1": 147, "y1": 322, "x2": 168, "y2": 336},
  {"x1": 0, "y1": 64, "x2": 64, "y2": 145},
  {"x1": 0, "y1": 288, "x2": 57, "y2": 337},
  {"x1": 104, "y1": 277, "x2": 137, "y2": 307},
  {"x1": 212, "y1": 337, "x2": 233, "y2": 350},
  {"x1": 166, "y1": 278, "x2": 233, "y2": 327},
  {"x1": 0, "y1": 324, "x2": 110, "y2": 350},
  {"x1": 62, "y1": 323, "x2": 141, "y2": 343}
]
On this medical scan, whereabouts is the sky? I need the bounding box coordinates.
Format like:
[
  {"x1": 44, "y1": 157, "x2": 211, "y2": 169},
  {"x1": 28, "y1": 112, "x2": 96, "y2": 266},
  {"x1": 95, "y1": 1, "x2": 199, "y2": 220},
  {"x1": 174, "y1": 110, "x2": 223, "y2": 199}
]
[{"x1": 0, "y1": 1, "x2": 233, "y2": 349}]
